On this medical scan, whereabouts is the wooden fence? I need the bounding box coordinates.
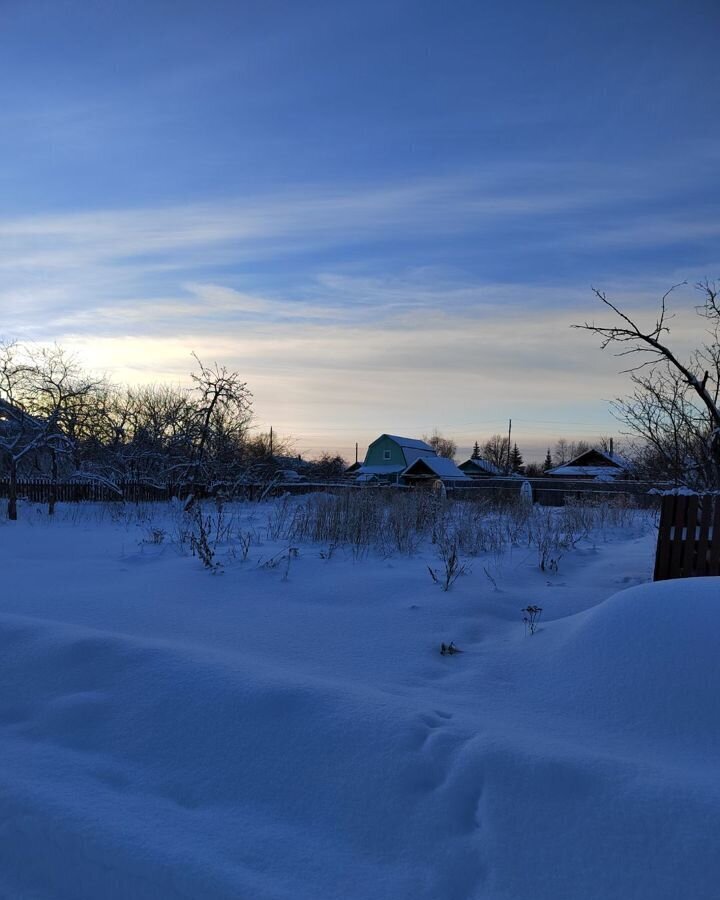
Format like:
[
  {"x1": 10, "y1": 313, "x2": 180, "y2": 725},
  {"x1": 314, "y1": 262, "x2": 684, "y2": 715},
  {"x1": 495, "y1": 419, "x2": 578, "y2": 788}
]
[
  {"x1": 446, "y1": 477, "x2": 667, "y2": 507},
  {"x1": 0, "y1": 475, "x2": 679, "y2": 509},
  {"x1": 0, "y1": 479, "x2": 186, "y2": 503},
  {"x1": 654, "y1": 494, "x2": 720, "y2": 581},
  {"x1": 0, "y1": 478, "x2": 358, "y2": 504},
  {"x1": 1, "y1": 476, "x2": 674, "y2": 506}
]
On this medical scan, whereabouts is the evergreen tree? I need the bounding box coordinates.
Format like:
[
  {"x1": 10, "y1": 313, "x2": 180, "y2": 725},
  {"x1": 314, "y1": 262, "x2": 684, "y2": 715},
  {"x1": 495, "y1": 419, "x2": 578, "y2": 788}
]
[
  {"x1": 543, "y1": 448, "x2": 553, "y2": 471},
  {"x1": 471, "y1": 441, "x2": 480, "y2": 460},
  {"x1": 509, "y1": 443, "x2": 524, "y2": 473}
]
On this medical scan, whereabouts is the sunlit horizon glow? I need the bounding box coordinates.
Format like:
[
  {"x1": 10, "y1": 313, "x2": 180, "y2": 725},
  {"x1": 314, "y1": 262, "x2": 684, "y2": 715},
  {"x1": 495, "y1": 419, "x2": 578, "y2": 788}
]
[{"x1": 1, "y1": 1, "x2": 718, "y2": 463}]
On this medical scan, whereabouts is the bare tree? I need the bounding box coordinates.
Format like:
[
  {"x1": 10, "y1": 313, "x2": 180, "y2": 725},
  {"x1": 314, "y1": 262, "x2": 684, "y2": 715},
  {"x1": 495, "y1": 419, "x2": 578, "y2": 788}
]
[
  {"x1": 25, "y1": 346, "x2": 105, "y2": 513},
  {"x1": 0, "y1": 342, "x2": 38, "y2": 519},
  {"x1": 308, "y1": 452, "x2": 347, "y2": 479},
  {"x1": 183, "y1": 354, "x2": 254, "y2": 503},
  {"x1": 0, "y1": 344, "x2": 261, "y2": 511},
  {"x1": 482, "y1": 434, "x2": 509, "y2": 469},
  {"x1": 552, "y1": 438, "x2": 590, "y2": 467},
  {"x1": 0, "y1": 343, "x2": 108, "y2": 517},
  {"x1": 574, "y1": 281, "x2": 720, "y2": 487},
  {"x1": 424, "y1": 429, "x2": 457, "y2": 459}
]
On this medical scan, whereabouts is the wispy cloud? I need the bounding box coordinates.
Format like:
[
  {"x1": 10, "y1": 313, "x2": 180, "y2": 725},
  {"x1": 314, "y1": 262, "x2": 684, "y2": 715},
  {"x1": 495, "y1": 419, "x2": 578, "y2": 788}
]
[
  {"x1": 1, "y1": 159, "x2": 716, "y2": 340},
  {"x1": 1, "y1": 157, "x2": 711, "y2": 278},
  {"x1": 1, "y1": 161, "x2": 716, "y2": 461}
]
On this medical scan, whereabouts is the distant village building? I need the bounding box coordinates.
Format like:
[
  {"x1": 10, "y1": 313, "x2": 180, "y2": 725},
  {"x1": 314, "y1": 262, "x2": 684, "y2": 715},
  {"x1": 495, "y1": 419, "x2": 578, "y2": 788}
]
[
  {"x1": 356, "y1": 434, "x2": 437, "y2": 483},
  {"x1": 402, "y1": 455, "x2": 470, "y2": 485},
  {"x1": 546, "y1": 447, "x2": 632, "y2": 480},
  {"x1": 458, "y1": 457, "x2": 502, "y2": 478}
]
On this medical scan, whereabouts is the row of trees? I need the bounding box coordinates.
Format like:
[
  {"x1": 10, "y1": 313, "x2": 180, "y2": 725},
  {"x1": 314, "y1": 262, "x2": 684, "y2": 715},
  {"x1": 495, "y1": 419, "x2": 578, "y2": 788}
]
[
  {"x1": 0, "y1": 344, "x2": 282, "y2": 519},
  {"x1": 469, "y1": 436, "x2": 525, "y2": 473},
  {"x1": 424, "y1": 431, "x2": 528, "y2": 474},
  {"x1": 468, "y1": 437, "x2": 598, "y2": 476}
]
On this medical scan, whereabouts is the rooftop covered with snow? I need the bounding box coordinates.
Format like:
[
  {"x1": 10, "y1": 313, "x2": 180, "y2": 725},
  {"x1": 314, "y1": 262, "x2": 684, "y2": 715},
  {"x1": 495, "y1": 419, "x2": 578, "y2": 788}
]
[{"x1": 403, "y1": 456, "x2": 470, "y2": 481}]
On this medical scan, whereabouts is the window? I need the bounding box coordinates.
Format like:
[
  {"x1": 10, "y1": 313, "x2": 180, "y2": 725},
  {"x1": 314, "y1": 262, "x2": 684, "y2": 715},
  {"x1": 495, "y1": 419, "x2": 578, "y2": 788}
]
[{"x1": 383, "y1": 449, "x2": 391, "y2": 460}]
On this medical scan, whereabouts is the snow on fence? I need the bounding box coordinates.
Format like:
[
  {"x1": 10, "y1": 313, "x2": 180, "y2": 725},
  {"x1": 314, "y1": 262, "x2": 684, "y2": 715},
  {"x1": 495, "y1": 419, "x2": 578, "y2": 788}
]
[{"x1": 654, "y1": 494, "x2": 720, "y2": 581}]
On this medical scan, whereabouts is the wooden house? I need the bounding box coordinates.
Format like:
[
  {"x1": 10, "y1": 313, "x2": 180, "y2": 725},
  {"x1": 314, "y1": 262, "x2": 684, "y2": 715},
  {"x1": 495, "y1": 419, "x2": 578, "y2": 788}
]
[
  {"x1": 356, "y1": 434, "x2": 437, "y2": 483},
  {"x1": 458, "y1": 457, "x2": 502, "y2": 478},
  {"x1": 546, "y1": 448, "x2": 632, "y2": 480},
  {"x1": 402, "y1": 456, "x2": 470, "y2": 486}
]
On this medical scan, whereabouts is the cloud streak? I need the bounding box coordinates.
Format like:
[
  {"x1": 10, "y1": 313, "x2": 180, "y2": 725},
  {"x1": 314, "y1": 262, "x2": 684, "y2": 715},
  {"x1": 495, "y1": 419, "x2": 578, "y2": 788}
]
[{"x1": 1, "y1": 160, "x2": 717, "y2": 461}]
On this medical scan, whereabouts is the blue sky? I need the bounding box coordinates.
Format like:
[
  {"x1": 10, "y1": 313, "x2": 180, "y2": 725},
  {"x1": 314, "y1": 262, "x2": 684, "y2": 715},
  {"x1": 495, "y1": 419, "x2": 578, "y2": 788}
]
[{"x1": 1, "y1": 0, "x2": 719, "y2": 459}]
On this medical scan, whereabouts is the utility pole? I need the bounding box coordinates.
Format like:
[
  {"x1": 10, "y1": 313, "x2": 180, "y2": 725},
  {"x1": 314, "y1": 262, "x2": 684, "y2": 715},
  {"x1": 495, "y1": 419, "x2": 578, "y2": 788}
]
[
  {"x1": 269, "y1": 426, "x2": 273, "y2": 457},
  {"x1": 355, "y1": 442, "x2": 358, "y2": 464}
]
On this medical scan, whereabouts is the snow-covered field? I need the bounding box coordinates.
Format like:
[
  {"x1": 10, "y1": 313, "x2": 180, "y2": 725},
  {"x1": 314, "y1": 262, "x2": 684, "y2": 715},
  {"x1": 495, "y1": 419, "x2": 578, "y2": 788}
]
[{"x1": 0, "y1": 495, "x2": 718, "y2": 899}]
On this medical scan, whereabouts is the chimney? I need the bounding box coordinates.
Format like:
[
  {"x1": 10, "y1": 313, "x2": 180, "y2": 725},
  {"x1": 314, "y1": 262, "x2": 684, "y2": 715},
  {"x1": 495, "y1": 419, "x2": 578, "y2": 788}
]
[{"x1": 609, "y1": 437, "x2": 614, "y2": 457}]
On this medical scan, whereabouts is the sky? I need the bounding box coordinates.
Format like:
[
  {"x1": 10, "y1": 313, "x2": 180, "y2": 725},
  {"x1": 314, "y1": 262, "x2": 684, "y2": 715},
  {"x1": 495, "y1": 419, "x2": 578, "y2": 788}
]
[{"x1": 1, "y1": 0, "x2": 719, "y2": 461}]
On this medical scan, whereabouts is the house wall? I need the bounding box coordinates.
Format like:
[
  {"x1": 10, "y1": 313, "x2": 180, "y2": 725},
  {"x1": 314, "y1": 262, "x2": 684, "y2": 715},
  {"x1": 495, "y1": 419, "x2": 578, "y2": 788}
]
[{"x1": 364, "y1": 436, "x2": 408, "y2": 468}]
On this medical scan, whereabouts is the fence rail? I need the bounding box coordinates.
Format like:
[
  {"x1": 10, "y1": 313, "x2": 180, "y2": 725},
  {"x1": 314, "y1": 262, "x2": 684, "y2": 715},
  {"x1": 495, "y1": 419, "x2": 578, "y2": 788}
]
[{"x1": 654, "y1": 494, "x2": 720, "y2": 581}]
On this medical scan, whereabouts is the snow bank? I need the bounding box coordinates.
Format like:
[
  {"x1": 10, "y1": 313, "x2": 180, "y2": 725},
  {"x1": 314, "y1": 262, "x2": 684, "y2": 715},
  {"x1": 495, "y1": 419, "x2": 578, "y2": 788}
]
[
  {"x1": 534, "y1": 577, "x2": 720, "y2": 747},
  {"x1": 0, "y1": 614, "x2": 486, "y2": 900},
  {"x1": 469, "y1": 577, "x2": 720, "y2": 900},
  {"x1": 0, "y1": 507, "x2": 716, "y2": 899}
]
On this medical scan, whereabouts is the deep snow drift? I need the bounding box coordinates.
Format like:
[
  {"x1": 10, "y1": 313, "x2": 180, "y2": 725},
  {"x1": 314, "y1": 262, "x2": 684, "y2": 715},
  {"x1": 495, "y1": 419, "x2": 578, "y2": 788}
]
[{"x1": 0, "y1": 499, "x2": 716, "y2": 899}]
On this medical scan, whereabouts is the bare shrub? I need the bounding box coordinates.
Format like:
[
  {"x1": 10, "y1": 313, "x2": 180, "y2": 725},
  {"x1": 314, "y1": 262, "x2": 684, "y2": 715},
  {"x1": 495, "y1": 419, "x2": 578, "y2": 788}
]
[
  {"x1": 235, "y1": 529, "x2": 254, "y2": 561},
  {"x1": 428, "y1": 535, "x2": 468, "y2": 591},
  {"x1": 528, "y1": 508, "x2": 577, "y2": 572},
  {"x1": 264, "y1": 488, "x2": 649, "y2": 572},
  {"x1": 522, "y1": 605, "x2": 543, "y2": 635},
  {"x1": 189, "y1": 507, "x2": 221, "y2": 571}
]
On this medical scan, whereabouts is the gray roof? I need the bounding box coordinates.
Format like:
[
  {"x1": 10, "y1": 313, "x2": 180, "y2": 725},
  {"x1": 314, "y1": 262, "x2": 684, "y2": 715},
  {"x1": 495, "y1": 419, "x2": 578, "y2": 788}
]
[
  {"x1": 460, "y1": 457, "x2": 502, "y2": 476},
  {"x1": 547, "y1": 447, "x2": 632, "y2": 477},
  {"x1": 545, "y1": 464, "x2": 625, "y2": 478},
  {"x1": 382, "y1": 434, "x2": 435, "y2": 452},
  {"x1": 403, "y1": 456, "x2": 469, "y2": 480},
  {"x1": 356, "y1": 464, "x2": 406, "y2": 475}
]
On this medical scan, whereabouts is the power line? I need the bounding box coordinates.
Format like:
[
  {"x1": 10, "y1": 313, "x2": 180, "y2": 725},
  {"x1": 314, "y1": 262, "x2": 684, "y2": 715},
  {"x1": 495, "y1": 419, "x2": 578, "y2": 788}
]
[{"x1": 254, "y1": 417, "x2": 618, "y2": 434}]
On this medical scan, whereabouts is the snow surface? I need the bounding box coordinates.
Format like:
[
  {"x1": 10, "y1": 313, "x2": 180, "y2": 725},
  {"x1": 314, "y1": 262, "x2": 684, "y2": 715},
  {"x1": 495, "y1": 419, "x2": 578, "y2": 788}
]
[{"x1": 0, "y1": 500, "x2": 717, "y2": 899}]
